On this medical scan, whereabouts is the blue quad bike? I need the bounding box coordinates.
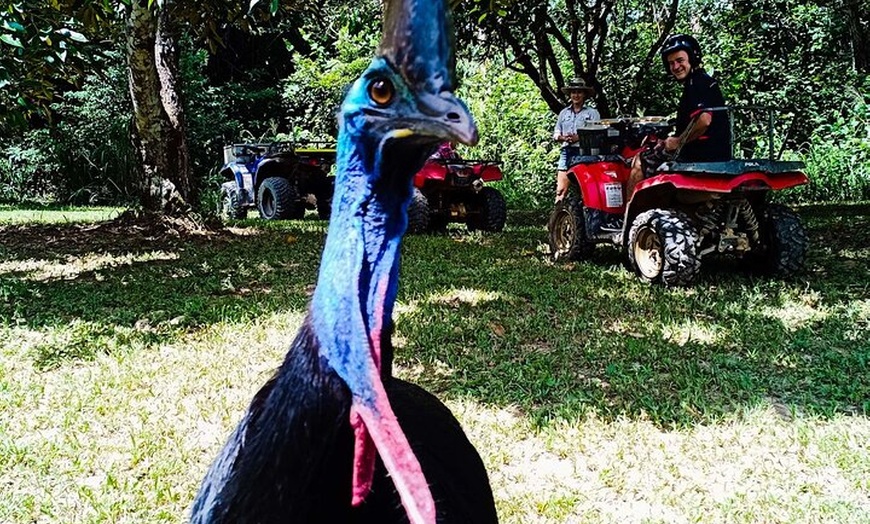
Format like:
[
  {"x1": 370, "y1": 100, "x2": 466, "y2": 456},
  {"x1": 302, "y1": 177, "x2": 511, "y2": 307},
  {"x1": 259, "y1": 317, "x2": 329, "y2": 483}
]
[{"x1": 218, "y1": 141, "x2": 337, "y2": 220}]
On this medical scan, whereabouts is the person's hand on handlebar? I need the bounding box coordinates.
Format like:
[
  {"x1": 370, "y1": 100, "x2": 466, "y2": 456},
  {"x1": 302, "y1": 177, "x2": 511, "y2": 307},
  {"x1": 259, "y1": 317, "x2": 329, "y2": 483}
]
[{"x1": 663, "y1": 136, "x2": 680, "y2": 152}]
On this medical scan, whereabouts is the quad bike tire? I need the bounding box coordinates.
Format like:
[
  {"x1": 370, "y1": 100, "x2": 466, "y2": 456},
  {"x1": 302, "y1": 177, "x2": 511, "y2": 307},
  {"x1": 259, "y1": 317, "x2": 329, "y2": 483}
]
[
  {"x1": 627, "y1": 208, "x2": 700, "y2": 286},
  {"x1": 467, "y1": 187, "x2": 507, "y2": 232},
  {"x1": 757, "y1": 203, "x2": 808, "y2": 276},
  {"x1": 219, "y1": 182, "x2": 246, "y2": 220},
  {"x1": 316, "y1": 177, "x2": 335, "y2": 220},
  {"x1": 548, "y1": 196, "x2": 595, "y2": 261},
  {"x1": 258, "y1": 177, "x2": 300, "y2": 220},
  {"x1": 316, "y1": 197, "x2": 332, "y2": 220},
  {"x1": 290, "y1": 202, "x2": 306, "y2": 220},
  {"x1": 428, "y1": 214, "x2": 450, "y2": 232},
  {"x1": 407, "y1": 188, "x2": 430, "y2": 233}
]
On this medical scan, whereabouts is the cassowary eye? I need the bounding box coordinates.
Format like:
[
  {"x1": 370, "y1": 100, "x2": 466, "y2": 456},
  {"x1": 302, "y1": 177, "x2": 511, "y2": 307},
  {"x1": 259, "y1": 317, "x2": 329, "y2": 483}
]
[{"x1": 368, "y1": 78, "x2": 395, "y2": 106}]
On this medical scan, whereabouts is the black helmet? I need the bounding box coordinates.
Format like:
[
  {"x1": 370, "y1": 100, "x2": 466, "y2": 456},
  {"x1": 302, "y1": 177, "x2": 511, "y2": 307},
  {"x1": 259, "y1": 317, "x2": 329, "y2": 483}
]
[{"x1": 660, "y1": 34, "x2": 702, "y2": 72}]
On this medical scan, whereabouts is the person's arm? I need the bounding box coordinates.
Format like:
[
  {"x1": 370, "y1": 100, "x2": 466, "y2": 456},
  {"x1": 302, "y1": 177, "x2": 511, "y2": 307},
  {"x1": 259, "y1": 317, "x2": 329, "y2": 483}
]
[
  {"x1": 664, "y1": 110, "x2": 711, "y2": 152},
  {"x1": 665, "y1": 76, "x2": 722, "y2": 152},
  {"x1": 554, "y1": 114, "x2": 569, "y2": 142}
]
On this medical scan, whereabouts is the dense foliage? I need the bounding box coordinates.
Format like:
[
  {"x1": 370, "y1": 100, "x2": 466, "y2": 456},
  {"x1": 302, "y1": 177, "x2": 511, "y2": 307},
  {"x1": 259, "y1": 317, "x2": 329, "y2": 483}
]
[
  {"x1": 1, "y1": 0, "x2": 867, "y2": 208},
  {"x1": 0, "y1": 0, "x2": 117, "y2": 132},
  {"x1": 0, "y1": 52, "x2": 132, "y2": 204}
]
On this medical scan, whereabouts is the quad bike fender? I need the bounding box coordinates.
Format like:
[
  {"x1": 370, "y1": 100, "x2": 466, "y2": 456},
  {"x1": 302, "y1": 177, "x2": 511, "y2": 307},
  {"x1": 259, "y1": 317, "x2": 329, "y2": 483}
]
[
  {"x1": 222, "y1": 163, "x2": 255, "y2": 203},
  {"x1": 414, "y1": 159, "x2": 504, "y2": 188},
  {"x1": 474, "y1": 162, "x2": 504, "y2": 182},
  {"x1": 414, "y1": 160, "x2": 449, "y2": 187},
  {"x1": 569, "y1": 160, "x2": 630, "y2": 213},
  {"x1": 633, "y1": 171, "x2": 808, "y2": 195},
  {"x1": 254, "y1": 156, "x2": 298, "y2": 182}
]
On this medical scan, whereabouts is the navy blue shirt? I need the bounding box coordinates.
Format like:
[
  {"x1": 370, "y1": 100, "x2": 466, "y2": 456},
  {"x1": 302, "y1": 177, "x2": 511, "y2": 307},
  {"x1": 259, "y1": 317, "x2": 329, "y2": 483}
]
[{"x1": 676, "y1": 70, "x2": 731, "y2": 161}]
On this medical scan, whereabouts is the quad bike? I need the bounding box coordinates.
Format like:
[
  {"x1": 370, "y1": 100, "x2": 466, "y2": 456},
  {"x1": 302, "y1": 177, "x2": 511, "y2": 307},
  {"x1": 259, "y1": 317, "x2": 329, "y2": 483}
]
[
  {"x1": 548, "y1": 108, "x2": 809, "y2": 286},
  {"x1": 218, "y1": 141, "x2": 336, "y2": 221},
  {"x1": 408, "y1": 155, "x2": 507, "y2": 233}
]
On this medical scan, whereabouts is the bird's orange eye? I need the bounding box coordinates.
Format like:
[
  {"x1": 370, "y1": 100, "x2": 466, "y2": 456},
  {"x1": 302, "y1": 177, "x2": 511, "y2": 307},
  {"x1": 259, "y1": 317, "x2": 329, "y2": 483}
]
[{"x1": 368, "y1": 78, "x2": 394, "y2": 106}]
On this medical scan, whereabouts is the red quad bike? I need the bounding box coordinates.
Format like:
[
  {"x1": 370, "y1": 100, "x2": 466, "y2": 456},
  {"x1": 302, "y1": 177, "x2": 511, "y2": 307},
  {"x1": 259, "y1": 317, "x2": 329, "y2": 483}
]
[
  {"x1": 408, "y1": 156, "x2": 507, "y2": 233},
  {"x1": 547, "y1": 108, "x2": 809, "y2": 286}
]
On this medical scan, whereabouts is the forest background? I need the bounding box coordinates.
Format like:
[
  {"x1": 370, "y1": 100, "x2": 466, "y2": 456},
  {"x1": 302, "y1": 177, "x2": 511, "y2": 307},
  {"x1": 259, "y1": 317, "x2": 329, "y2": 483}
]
[{"x1": 1, "y1": 0, "x2": 868, "y2": 212}]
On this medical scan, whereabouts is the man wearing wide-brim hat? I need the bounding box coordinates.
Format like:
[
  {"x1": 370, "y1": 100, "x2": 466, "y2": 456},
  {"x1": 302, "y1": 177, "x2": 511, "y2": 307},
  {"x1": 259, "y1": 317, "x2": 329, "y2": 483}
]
[{"x1": 553, "y1": 77, "x2": 600, "y2": 202}]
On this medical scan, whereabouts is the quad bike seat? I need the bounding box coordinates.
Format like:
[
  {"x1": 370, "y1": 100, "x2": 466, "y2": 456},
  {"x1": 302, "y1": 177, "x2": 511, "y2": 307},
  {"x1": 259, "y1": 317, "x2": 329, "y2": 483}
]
[{"x1": 660, "y1": 159, "x2": 806, "y2": 176}]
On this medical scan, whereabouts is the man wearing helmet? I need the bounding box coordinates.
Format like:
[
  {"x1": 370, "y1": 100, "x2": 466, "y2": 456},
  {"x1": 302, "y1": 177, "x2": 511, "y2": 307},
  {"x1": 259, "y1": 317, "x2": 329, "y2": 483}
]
[
  {"x1": 553, "y1": 77, "x2": 600, "y2": 202},
  {"x1": 626, "y1": 34, "x2": 731, "y2": 195}
]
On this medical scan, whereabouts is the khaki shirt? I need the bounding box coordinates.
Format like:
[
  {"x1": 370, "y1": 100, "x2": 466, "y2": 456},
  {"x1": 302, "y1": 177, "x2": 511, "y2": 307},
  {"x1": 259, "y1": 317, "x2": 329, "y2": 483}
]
[{"x1": 553, "y1": 105, "x2": 600, "y2": 148}]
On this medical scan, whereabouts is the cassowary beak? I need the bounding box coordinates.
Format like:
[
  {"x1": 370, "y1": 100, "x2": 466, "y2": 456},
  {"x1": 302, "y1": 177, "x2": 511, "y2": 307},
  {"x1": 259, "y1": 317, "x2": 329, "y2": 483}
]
[{"x1": 378, "y1": 0, "x2": 478, "y2": 146}]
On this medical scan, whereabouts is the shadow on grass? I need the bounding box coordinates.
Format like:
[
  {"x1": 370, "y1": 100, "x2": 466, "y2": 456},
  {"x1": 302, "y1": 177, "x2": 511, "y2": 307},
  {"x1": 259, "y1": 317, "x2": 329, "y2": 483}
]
[
  {"x1": 1, "y1": 205, "x2": 867, "y2": 428},
  {"x1": 397, "y1": 204, "x2": 870, "y2": 428},
  {"x1": 0, "y1": 217, "x2": 328, "y2": 369}
]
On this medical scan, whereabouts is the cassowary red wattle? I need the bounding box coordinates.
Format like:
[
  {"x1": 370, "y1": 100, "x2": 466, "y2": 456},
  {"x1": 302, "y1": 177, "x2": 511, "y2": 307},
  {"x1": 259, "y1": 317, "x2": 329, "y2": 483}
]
[{"x1": 190, "y1": 0, "x2": 497, "y2": 523}]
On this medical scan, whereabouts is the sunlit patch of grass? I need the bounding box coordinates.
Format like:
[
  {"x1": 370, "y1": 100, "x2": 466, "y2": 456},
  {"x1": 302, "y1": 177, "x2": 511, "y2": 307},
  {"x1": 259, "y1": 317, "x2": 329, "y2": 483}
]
[
  {"x1": 453, "y1": 400, "x2": 870, "y2": 523},
  {"x1": 659, "y1": 319, "x2": 724, "y2": 346},
  {"x1": 0, "y1": 251, "x2": 179, "y2": 281},
  {"x1": 758, "y1": 287, "x2": 831, "y2": 330},
  {"x1": 426, "y1": 287, "x2": 505, "y2": 307},
  {"x1": 0, "y1": 205, "x2": 123, "y2": 224},
  {"x1": 0, "y1": 310, "x2": 305, "y2": 524}
]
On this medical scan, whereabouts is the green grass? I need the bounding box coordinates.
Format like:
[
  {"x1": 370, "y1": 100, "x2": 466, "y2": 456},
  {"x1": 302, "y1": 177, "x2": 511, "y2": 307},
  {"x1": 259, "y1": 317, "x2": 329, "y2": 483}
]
[
  {"x1": 1, "y1": 204, "x2": 868, "y2": 523},
  {"x1": 0, "y1": 203, "x2": 123, "y2": 224}
]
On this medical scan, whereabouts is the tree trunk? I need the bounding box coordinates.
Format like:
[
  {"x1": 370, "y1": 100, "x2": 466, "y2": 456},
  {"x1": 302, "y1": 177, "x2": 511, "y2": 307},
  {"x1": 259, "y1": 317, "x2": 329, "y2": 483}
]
[
  {"x1": 483, "y1": 0, "x2": 620, "y2": 116},
  {"x1": 126, "y1": 0, "x2": 192, "y2": 214},
  {"x1": 846, "y1": 0, "x2": 870, "y2": 74},
  {"x1": 156, "y1": 0, "x2": 195, "y2": 205}
]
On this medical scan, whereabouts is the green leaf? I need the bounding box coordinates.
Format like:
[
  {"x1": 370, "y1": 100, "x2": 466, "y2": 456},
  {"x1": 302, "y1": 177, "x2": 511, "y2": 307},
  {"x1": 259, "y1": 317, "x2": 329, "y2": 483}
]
[
  {"x1": 269, "y1": 0, "x2": 279, "y2": 15},
  {"x1": 0, "y1": 34, "x2": 22, "y2": 47},
  {"x1": 2, "y1": 21, "x2": 25, "y2": 33},
  {"x1": 60, "y1": 29, "x2": 88, "y2": 43}
]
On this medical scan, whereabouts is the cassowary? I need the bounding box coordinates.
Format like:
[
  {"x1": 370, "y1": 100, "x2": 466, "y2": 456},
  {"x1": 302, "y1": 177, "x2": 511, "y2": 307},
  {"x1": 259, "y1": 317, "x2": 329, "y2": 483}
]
[{"x1": 190, "y1": 1, "x2": 498, "y2": 523}]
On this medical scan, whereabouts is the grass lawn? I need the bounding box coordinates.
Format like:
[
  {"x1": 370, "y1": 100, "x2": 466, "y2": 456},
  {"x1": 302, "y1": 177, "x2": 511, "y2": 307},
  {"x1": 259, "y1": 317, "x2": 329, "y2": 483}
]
[
  {"x1": 0, "y1": 204, "x2": 122, "y2": 224},
  {"x1": 1, "y1": 203, "x2": 868, "y2": 523}
]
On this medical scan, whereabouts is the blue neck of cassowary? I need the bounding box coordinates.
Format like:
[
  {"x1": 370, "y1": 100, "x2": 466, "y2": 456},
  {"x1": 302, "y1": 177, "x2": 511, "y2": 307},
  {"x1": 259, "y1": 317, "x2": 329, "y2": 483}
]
[{"x1": 310, "y1": 126, "x2": 419, "y2": 394}]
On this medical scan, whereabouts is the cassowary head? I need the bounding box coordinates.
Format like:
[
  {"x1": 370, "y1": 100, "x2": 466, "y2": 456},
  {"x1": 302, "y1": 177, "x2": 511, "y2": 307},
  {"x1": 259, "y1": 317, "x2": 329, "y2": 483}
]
[{"x1": 337, "y1": 0, "x2": 477, "y2": 195}]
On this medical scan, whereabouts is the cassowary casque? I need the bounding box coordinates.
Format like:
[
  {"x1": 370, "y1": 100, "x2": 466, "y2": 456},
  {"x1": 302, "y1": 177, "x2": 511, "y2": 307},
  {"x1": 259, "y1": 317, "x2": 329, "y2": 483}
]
[{"x1": 190, "y1": 0, "x2": 498, "y2": 523}]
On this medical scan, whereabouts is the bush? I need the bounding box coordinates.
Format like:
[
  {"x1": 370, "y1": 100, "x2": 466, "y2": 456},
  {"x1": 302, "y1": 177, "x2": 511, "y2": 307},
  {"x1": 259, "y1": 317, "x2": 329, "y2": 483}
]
[
  {"x1": 183, "y1": 48, "x2": 289, "y2": 187},
  {"x1": 0, "y1": 51, "x2": 134, "y2": 205},
  {"x1": 793, "y1": 89, "x2": 870, "y2": 202},
  {"x1": 458, "y1": 63, "x2": 557, "y2": 209},
  {"x1": 0, "y1": 130, "x2": 62, "y2": 203},
  {"x1": 282, "y1": 26, "x2": 376, "y2": 141}
]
